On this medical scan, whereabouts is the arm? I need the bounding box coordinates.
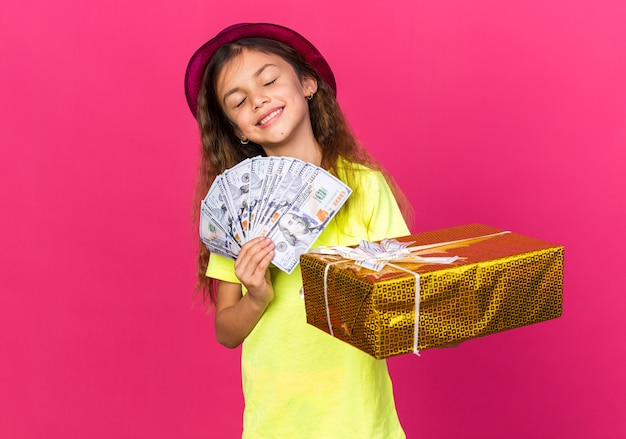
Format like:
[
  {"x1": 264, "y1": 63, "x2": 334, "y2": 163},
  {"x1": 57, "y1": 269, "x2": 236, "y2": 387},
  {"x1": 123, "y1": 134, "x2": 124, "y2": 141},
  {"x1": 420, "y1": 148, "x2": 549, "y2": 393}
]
[
  {"x1": 214, "y1": 278, "x2": 272, "y2": 348},
  {"x1": 214, "y1": 237, "x2": 275, "y2": 348}
]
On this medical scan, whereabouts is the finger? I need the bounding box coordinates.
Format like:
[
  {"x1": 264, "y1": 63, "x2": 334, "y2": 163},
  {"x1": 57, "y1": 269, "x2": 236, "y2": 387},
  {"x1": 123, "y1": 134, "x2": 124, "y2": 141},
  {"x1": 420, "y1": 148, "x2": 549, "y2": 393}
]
[
  {"x1": 237, "y1": 237, "x2": 271, "y2": 260},
  {"x1": 234, "y1": 237, "x2": 270, "y2": 270},
  {"x1": 237, "y1": 248, "x2": 273, "y2": 281},
  {"x1": 235, "y1": 238, "x2": 275, "y2": 282}
]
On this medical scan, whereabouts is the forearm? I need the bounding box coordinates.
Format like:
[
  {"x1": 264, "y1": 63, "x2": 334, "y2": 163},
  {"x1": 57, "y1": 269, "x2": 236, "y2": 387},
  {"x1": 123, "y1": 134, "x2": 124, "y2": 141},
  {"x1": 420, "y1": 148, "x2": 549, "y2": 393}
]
[
  {"x1": 214, "y1": 290, "x2": 270, "y2": 348},
  {"x1": 213, "y1": 237, "x2": 275, "y2": 348}
]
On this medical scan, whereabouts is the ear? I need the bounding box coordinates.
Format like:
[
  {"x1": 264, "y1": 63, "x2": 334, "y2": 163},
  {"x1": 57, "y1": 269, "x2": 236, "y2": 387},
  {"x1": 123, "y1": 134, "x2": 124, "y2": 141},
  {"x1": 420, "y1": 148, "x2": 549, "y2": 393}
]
[
  {"x1": 232, "y1": 126, "x2": 248, "y2": 143},
  {"x1": 301, "y1": 76, "x2": 318, "y2": 97}
]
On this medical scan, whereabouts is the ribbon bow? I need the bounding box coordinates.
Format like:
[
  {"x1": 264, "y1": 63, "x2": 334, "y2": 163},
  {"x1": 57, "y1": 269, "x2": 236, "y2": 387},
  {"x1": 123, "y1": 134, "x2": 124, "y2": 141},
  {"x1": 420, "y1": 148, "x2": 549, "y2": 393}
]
[{"x1": 310, "y1": 238, "x2": 459, "y2": 272}]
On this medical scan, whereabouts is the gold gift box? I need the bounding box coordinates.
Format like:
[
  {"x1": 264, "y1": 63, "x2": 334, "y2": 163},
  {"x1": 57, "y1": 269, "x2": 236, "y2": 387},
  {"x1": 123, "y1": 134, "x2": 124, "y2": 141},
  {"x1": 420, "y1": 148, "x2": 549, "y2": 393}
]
[{"x1": 300, "y1": 223, "x2": 564, "y2": 359}]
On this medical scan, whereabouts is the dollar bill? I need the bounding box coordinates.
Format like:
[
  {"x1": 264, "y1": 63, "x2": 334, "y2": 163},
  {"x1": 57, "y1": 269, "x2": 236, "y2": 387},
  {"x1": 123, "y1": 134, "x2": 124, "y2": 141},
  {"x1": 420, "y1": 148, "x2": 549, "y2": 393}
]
[
  {"x1": 222, "y1": 158, "x2": 252, "y2": 239},
  {"x1": 254, "y1": 158, "x2": 311, "y2": 236},
  {"x1": 248, "y1": 156, "x2": 269, "y2": 235},
  {"x1": 203, "y1": 175, "x2": 245, "y2": 245},
  {"x1": 216, "y1": 177, "x2": 248, "y2": 245},
  {"x1": 255, "y1": 161, "x2": 316, "y2": 239},
  {"x1": 252, "y1": 157, "x2": 287, "y2": 236},
  {"x1": 199, "y1": 202, "x2": 241, "y2": 259},
  {"x1": 266, "y1": 168, "x2": 352, "y2": 273}
]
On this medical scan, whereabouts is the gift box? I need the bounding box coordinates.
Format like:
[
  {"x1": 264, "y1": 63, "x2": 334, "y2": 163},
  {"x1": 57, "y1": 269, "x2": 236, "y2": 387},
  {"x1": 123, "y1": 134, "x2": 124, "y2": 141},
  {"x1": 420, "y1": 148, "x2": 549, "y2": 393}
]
[{"x1": 300, "y1": 223, "x2": 564, "y2": 359}]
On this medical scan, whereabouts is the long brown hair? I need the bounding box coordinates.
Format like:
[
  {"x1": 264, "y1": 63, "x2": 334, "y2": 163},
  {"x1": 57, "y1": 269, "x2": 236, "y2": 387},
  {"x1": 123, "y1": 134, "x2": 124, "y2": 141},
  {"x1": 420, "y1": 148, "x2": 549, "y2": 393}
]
[{"x1": 192, "y1": 37, "x2": 411, "y2": 305}]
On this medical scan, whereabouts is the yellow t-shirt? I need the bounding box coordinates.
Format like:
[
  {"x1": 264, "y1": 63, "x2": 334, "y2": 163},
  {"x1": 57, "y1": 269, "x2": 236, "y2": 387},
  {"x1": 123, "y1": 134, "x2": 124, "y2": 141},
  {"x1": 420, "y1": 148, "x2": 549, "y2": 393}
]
[{"x1": 207, "y1": 165, "x2": 410, "y2": 439}]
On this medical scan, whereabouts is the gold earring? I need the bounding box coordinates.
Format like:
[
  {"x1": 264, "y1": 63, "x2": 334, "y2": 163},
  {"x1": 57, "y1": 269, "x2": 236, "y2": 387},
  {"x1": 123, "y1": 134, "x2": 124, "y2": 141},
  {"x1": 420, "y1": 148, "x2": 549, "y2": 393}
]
[
  {"x1": 240, "y1": 136, "x2": 249, "y2": 145},
  {"x1": 306, "y1": 91, "x2": 315, "y2": 100}
]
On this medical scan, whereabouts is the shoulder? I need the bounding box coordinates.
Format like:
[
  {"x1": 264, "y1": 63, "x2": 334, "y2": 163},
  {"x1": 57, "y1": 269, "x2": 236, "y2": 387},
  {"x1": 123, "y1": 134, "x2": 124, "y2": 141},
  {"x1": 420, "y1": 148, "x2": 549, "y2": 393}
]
[
  {"x1": 335, "y1": 158, "x2": 387, "y2": 191},
  {"x1": 332, "y1": 158, "x2": 409, "y2": 241},
  {"x1": 335, "y1": 159, "x2": 392, "y2": 203}
]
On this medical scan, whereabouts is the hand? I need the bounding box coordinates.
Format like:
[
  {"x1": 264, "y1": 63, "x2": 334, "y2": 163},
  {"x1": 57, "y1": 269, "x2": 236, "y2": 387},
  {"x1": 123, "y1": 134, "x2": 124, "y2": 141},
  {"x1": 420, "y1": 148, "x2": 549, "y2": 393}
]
[{"x1": 234, "y1": 237, "x2": 275, "y2": 306}]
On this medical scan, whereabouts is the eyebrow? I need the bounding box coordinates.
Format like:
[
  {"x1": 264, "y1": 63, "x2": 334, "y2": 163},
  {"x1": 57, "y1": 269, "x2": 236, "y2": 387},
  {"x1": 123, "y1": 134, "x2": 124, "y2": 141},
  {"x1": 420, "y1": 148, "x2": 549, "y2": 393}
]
[{"x1": 222, "y1": 63, "x2": 278, "y2": 104}]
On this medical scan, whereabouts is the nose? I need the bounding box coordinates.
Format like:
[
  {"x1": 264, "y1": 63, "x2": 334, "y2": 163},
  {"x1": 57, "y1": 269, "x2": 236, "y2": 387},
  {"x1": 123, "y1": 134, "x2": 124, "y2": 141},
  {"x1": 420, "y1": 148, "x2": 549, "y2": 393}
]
[{"x1": 250, "y1": 91, "x2": 269, "y2": 111}]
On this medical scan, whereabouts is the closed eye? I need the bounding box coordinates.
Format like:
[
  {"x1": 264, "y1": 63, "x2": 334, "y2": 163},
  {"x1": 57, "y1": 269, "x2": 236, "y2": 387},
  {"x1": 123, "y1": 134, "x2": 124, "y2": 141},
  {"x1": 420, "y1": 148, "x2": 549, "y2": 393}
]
[
  {"x1": 265, "y1": 78, "x2": 277, "y2": 86},
  {"x1": 235, "y1": 97, "x2": 246, "y2": 108}
]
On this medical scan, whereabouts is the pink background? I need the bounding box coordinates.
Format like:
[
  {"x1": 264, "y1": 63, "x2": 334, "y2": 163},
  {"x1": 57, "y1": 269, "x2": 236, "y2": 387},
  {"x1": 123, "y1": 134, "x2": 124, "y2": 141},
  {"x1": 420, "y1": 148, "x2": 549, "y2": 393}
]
[{"x1": 1, "y1": 1, "x2": 624, "y2": 438}]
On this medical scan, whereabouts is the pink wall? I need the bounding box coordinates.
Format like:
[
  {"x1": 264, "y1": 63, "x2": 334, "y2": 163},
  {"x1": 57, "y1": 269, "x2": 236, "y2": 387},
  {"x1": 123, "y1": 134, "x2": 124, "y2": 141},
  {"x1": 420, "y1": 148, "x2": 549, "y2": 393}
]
[{"x1": 1, "y1": 1, "x2": 624, "y2": 438}]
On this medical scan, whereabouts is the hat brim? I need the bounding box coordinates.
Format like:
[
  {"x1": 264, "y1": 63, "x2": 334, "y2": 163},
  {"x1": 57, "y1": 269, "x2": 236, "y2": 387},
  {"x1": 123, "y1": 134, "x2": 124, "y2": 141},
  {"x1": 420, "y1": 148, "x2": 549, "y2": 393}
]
[{"x1": 184, "y1": 23, "x2": 336, "y2": 117}]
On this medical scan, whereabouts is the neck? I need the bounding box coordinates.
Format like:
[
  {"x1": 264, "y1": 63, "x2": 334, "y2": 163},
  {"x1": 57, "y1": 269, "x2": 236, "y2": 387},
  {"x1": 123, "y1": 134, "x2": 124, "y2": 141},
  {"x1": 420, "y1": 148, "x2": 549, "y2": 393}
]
[{"x1": 261, "y1": 136, "x2": 322, "y2": 167}]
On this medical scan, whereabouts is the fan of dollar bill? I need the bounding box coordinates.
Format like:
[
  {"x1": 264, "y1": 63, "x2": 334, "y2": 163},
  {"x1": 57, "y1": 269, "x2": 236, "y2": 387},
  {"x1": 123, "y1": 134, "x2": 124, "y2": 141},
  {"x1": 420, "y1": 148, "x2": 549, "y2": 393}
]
[{"x1": 200, "y1": 156, "x2": 352, "y2": 274}]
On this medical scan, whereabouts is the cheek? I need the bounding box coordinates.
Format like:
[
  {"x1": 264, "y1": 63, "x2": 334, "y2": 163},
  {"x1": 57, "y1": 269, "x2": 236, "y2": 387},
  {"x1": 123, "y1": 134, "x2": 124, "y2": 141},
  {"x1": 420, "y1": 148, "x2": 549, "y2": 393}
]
[
  {"x1": 228, "y1": 113, "x2": 246, "y2": 132},
  {"x1": 219, "y1": 103, "x2": 243, "y2": 126}
]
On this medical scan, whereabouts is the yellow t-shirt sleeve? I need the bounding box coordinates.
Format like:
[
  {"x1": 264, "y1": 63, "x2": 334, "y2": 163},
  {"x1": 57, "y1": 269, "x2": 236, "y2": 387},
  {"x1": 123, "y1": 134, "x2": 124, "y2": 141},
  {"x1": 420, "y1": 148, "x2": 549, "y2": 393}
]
[
  {"x1": 360, "y1": 170, "x2": 410, "y2": 241},
  {"x1": 205, "y1": 252, "x2": 239, "y2": 283}
]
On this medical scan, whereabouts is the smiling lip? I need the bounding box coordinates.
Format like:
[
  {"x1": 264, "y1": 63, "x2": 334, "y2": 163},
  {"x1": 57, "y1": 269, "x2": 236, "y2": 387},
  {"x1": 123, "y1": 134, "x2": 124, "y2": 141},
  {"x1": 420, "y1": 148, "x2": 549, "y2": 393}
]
[{"x1": 257, "y1": 107, "x2": 283, "y2": 126}]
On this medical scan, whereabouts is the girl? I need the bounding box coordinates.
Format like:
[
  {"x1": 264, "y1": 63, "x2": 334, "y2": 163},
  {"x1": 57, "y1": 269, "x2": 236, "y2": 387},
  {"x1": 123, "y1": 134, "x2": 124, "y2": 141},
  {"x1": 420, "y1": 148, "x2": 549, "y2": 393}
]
[{"x1": 185, "y1": 23, "x2": 411, "y2": 438}]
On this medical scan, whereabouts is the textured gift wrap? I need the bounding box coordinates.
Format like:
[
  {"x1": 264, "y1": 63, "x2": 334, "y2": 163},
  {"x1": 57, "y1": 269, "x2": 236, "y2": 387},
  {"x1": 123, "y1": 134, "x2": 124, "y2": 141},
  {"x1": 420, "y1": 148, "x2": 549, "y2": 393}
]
[{"x1": 300, "y1": 224, "x2": 564, "y2": 359}]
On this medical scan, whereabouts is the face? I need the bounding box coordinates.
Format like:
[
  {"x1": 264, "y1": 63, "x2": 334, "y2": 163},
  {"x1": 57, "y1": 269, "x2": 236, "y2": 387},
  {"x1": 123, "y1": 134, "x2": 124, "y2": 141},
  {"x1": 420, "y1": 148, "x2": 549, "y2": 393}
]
[
  {"x1": 279, "y1": 213, "x2": 309, "y2": 236},
  {"x1": 215, "y1": 49, "x2": 317, "y2": 150}
]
